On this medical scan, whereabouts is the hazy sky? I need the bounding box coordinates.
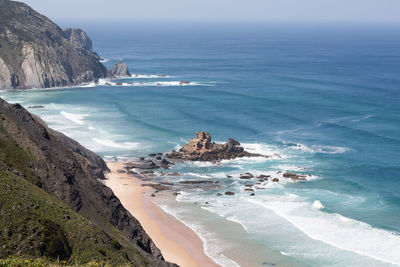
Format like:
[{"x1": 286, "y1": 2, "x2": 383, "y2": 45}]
[{"x1": 22, "y1": 0, "x2": 400, "y2": 23}]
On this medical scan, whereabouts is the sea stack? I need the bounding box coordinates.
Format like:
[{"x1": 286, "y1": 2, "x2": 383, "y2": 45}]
[
  {"x1": 166, "y1": 131, "x2": 264, "y2": 161},
  {"x1": 110, "y1": 61, "x2": 131, "y2": 77},
  {"x1": 0, "y1": 0, "x2": 107, "y2": 89}
]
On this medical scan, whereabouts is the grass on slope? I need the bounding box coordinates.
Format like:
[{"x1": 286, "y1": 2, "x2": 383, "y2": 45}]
[{"x1": 0, "y1": 117, "x2": 150, "y2": 266}]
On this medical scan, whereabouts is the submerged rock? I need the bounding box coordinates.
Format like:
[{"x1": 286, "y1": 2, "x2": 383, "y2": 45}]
[
  {"x1": 240, "y1": 173, "x2": 254, "y2": 179},
  {"x1": 283, "y1": 172, "x2": 307, "y2": 181},
  {"x1": 166, "y1": 131, "x2": 264, "y2": 161}
]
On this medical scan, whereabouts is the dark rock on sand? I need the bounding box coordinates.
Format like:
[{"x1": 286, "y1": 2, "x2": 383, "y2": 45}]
[
  {"x1": 126, "y1": 159, "x2": 159, "y2": 169},
  {"x1": 117, "y1": 169, "x2": 126, "y2": 173},
  {"x1": 142, "y1": 183, "x2": 170, "y2": 191},
  {"x1": 166, "y1": 132, "x2": 264, "y2": 161}
]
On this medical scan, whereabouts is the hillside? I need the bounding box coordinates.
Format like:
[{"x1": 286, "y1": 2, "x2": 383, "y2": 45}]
[
  {"x1": 0, "y1": 98, "x2": 175, "y2": 266},
  {"x1": 0, "y1": 0, "x2": 107, "y2": 89}
]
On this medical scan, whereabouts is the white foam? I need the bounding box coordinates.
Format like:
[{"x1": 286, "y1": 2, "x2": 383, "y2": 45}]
[
  {"x1": 184, "y1": 161, "x2": 216, "y2": 168},
  {"x1": 352, "y1": 114, "x2": 374, "y2": 122},
  {"x1": 174, "y1": 144, "x2": 182, "y2": 150},
  {"x1": 312, "y1": 200, "x2": 324, "y2": 209},
  {"x1": 289, "y1": 143, "x2": 351, "y2": 154},
  {"x1": 276, "y1": 165, "x2": 307, "y2": 172},
  {"x1": 97, "y1": 79, "x2": 210, "y2": 87},
  {"x1": 280, "y1": 251, "x2": 292, "y2": 256},
  {"x1": 60, "y1": 111, "x2": 89, "y2": 125},
  {"x1": 92, "y1": 138, "x2": 139, "y2": 149},
  {"x1": 186, "y1": 172, "x2": 213, "y2": 179},
  {"x1": 130, "y1": 74, "x2": 173, "y2": 79},
  {"x1": 158, "y1": 204, "x2": 240, "y2": 267},
  {"x1": 249, "y1": 197, "x2": 400, "y2": 265},
  {"x1": 241, "y1": 142, "x2": 283, "y2": 157}
]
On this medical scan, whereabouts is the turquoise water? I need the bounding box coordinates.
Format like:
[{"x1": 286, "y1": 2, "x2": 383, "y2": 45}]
[{"x1": 1, "y1": 23, "x2": 400, "y2": 266}]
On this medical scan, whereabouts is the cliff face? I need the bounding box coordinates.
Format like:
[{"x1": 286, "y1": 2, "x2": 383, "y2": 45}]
[
  {"x1": 0, "y1": 0, "x2": 107, "y2": 89},
  {"x1": 0, "y1": 98, "x2": 175, "y2": 266}
]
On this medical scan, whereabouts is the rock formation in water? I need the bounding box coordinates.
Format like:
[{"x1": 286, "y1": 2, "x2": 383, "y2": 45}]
[
  {"x1": 0, "y1": 98, "x2": 175, "y2": 266},
  {"x1": 166, "y1": 131, "x2": 264, "y2": 161},
  {"x1": 109, "y1": 61, "x2": 131, "y2": 77},
  {"x1": 0, "y1": 0, "x2": 107, "y2": 89}
]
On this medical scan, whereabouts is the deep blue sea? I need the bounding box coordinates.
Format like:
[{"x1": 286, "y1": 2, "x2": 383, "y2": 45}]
[{"x1": 2, "y1": 23, "x2": 400, "y2": 266}]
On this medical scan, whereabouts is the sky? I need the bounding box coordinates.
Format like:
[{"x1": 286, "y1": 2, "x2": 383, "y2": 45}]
[{"x1": 22, "y1": 0, "x2": 400, "y2": 24}]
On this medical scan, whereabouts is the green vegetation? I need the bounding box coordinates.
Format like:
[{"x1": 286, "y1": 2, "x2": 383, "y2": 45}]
[
  {"x1": 0, "y1": 116, "x2": 39, "y2": 185},
  {"x1": 0, "y1": 116, "x2": 150, "y2": 266},
  {"x1": 0, "y1": 170, "x2": 149, "y2": 266}
]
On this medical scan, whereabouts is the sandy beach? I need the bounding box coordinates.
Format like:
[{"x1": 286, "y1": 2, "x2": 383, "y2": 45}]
[{"x1": 105, "y1": 161, "x2": 219, "y2": 267}]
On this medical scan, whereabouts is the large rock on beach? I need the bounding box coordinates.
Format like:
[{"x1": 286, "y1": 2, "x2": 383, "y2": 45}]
[{"x1": 166, "y1": 131, "x2": 264, "y2": 161}]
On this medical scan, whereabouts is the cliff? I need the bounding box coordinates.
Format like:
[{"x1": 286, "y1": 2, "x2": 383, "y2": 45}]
[
  {"x1": 0, "y1": 98, "x2": 175, "y2": 266},
  {"x1": 0, "y1": 0, "x2": 107, "y2": 89}
]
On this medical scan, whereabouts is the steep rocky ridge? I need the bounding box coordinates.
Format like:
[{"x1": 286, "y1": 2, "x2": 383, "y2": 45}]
[
  {"x1": 0, "y1": 98, "x2": 175, "y2": 266},
  {"x1": 0, "y1": 0, "x2": 107, "y2": 89}
]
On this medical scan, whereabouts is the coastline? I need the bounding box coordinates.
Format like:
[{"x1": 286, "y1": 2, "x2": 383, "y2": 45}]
[{"x1": 105, "y1": 161, "x2": 219, "y2": 267}]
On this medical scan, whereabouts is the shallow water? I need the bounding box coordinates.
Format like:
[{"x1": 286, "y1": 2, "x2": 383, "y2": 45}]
[{"x1": 1, "y1": 23, "x2": 400, "y2": 266}]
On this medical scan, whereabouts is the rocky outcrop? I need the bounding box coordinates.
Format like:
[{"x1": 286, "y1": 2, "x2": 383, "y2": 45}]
[
  {"x1": 166, "y1": 131, "x2": 264, "y2": 161},
  {"x1": 0, "y1": 0, "x2": 107, "y2": 89},
  {"x1": 64, "y1": 28, "x2": 93, "y2": 51},
  {"x1": 109, "y1": 61, "x2": 131, "y2": 77},
  {"x1": 0, "y1": 98, "x2": 174, "y2": 266}
]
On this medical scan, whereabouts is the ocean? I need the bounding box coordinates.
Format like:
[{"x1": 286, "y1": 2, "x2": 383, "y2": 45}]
[{"x1": 1, "y1": 22, "x2": 400, "y2": 266}]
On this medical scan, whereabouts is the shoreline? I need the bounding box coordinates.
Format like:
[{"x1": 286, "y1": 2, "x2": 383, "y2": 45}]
[{"x1": 104, "y1": 161, "x2": 219, "y2": 267}]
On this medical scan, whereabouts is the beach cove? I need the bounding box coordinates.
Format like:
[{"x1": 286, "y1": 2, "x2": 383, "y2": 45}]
[{"x1": 2, "y1": 23, "x2": 400, "y2": 266}]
